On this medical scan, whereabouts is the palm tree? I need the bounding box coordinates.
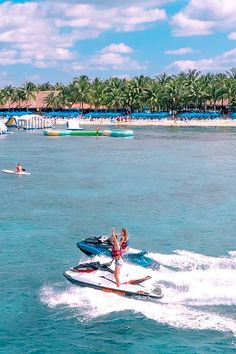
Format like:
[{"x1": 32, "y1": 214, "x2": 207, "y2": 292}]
[
  {"x1": 0, "y1": 89, "x2": 7, "y2": 106},
  {"x1": 155, "y1": 72, "x2": 172, "y2": 85},
  {"x1": 21, "y1": 82, "x2": 38, "y2": 109},
  {"x1": 105, "y1": 77, "x2": 126, "y2": 111},
  {"x1": 186, "y1": 69, "x2": 201, "y2": 82},
  {"x1": 176, "y1": 70, "x2": 202, "y2": 110},
  {"x1": 129, "y1": 75, "x2": 151, "y2": 111},
  {"x1": 44, "y1": 92, "x2": 59, "y2": 110},
  {"x1": 54, "y1": 82, "x2": 64, "y2": 90},
  {"x1": 88, "y1": 78, "x2": 106, "y2": 111},
  {"x1": 226, "y1": 68, "x2": 236, "y2": 80},
  {"x1": 10, "y1": 88, "x2": 26, "y2": 108},
  {"x1": 122, "y1": 83, "x2": 140, "y2": 114},
  {"x1": 164, "y1": 77, "x2": 184, "y2": 112},
  {"x1": 71, "y1": 75, "x2": 90, "y2": 114},
  {"x1": 214, "y1": 73, "x2": 228, "y2": 109},
  {"x1": 224, "y1": 78, "x2": 236, "y2": 107},
  {"x1": 38, "y1": 82, "x2": 53, "y2": 91},
  {"x1": 2, "y1": 85, "x2": 15, "y2": 109},
  {"x1": 57, "y1": 86, "x2": 73, "y2": 108},
  {"x1": 206, "y1": 77, "x2": 225, "y2": 111},
  {"x1": 145, "y1": 81, "x2": 164, "y2": 111}
]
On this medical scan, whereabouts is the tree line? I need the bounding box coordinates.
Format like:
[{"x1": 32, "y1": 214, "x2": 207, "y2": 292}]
[{"x1": 1, "y1": 69, "x2": 236, "y2": 114}]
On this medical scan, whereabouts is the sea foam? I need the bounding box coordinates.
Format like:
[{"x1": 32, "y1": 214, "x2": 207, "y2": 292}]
[{"x1": 40, "y1": 250, "x2": 236, "y2": 335}]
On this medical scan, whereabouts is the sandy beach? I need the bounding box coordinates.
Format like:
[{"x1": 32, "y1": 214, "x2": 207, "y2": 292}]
[
  {"x1": 4, "y1": 116, "x2": 236, "y2": 129},
  {"x1": 71, "y1": 118, "x2": 236, "y2": 127}
]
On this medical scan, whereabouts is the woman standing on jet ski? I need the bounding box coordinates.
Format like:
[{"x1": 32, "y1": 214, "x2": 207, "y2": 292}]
[{"x1": 111, "y1": 227, "x2": 124, "y2": 287}]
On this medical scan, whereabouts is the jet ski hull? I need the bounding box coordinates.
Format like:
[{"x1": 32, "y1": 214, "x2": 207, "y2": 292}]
[
  {"x1": 77, "y1": 237, "x2": 160, "y2": 270},
  {"x1": 63, "y1": 264, "x2": 163, "y2": 301}
]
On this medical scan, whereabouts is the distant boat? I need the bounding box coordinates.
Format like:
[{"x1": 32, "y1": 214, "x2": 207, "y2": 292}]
[{"x1": 66, "y1": 119, "x2": 84, "y2": 130}]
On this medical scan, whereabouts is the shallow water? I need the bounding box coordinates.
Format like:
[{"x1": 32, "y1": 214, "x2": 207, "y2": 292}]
[{"x1": 0, "y1": 126, "x2": 236, "y2": 353}]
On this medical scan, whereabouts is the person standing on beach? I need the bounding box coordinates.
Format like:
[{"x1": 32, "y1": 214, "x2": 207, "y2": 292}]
[{"x1": 111, "y1": 227, "x2": 123, "y2": 287}]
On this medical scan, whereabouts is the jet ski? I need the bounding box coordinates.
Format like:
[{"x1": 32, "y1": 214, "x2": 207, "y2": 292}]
[
  {"x1": 63, "y1": 261, "x2": 163, "y2": 301},
  {"x1": 77, "y1": 236, "x2": 160, "y2": 270}
]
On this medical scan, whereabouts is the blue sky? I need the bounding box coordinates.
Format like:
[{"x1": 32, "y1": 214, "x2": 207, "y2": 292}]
[{"x1": 1, "y1": 0, "x2": 236, "y2": 86}]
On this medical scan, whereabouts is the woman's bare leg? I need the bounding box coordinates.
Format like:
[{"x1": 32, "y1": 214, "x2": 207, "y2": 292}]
[{"x1": 114, "y1": 265, "x2": 121, "y2": 287}]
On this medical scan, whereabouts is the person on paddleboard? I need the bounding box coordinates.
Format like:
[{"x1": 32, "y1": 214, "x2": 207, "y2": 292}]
[
  {"x1": 15, "y1": 163, "x2": 26, "y2": 173},
  {"x1": 15, "y1": 163, "x2": 23, "y2": 173},
  {"x1": 111, "y1": 227, "x2": 123, "y2": 287}
]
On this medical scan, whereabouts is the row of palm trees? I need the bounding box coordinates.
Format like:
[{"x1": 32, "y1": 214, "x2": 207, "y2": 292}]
[{"x1": 1, "y1": 69, "x2": 236, "y2": 114}]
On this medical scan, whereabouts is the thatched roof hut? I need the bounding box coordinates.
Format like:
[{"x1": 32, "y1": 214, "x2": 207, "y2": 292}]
[{"x1": 0, "y1": 91, "x2": 92, "y2": 110}]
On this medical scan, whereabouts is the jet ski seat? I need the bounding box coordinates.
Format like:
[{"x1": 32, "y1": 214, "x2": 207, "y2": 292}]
[{"x1": 83, "y1": 236, "x2": 112, "y2": 245}]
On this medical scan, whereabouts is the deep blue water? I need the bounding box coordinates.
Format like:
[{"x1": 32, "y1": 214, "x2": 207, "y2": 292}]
[{"x1": 0, "y1": 126, "x2": 236, "y2": 353}]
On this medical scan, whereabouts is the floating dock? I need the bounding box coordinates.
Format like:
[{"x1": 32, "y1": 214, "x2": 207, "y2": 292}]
[{"x1": 43, "y1": 129, "x2": 134, "y2": 137}]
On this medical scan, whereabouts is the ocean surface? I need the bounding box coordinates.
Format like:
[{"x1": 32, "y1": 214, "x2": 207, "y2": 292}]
[{"x1": 0, "y1": 126, "x2": 236, "y2": 354}]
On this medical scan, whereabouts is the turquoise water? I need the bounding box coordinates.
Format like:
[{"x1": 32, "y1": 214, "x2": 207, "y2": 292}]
[{"x1": 1, "y1": 126, "x2": 236, "y2": 353}]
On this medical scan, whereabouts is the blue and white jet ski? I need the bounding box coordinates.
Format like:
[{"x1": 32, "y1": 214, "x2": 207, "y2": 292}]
[
  {"x1": 77, "y1": 236, "x2": 160, "y2": 270},
  {"x1": 64, "y1": 261, "x2": 163, "y2": 301}
]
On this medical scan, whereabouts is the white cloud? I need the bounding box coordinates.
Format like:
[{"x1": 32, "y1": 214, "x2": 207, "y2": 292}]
[
  {"x1": 69, "y1": 42, "x2": 145, "y2": 72},
  {"x1": 171, "y1": 0, "x2": 236, "y2": 37},
  {"x1": 72, "y1": 0, "x2": 172, "y2": 5},
  {"x1": 0, "y1": 0, "x2": 167, "y2": 70},
  {"x1": 167, "y1": 60, "x2": 201, "y2": 72},
  {"x1": 54, "y1": 2, "x2": 166, "y2": 32},
  {"x1": 0, "y1": 49, "x2": 30, "y2": 65},
  {"x1": 171, "y1": 12, "x2": 214, "y2": 37},
  {"x1": 101, "y1": 43, "x2": 133, "y2": 54},
  {"x1": 228, "y1": 32, "x2": 236, "y2": 40},
  {"x1": 96, "y1": 52, "x2": 130, "y2": 66},
  {"x1": 0, "y1": 70, "x2": 14, "y2": 87},
  {"x1": 0, "y1": 1, "x2": 76, "y2": 67},
  {"x1": 167, "y1": 47, "x2": 236, "y2": 72},
  {"x1": 165, "y1": 47, "x2": 195, "y2": 55},
  {"x1": 90, "y1": 43, "x2": 145, "y2": 70},
  {"x1": 68, "y1": 62, "x2": 85, "y2": 71}
]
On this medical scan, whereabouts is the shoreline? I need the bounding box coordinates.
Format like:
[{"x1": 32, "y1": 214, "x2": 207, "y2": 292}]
[
  {"x1": 71, "y1": 118, "x2": 236, "y2": 128},
  {"x1": 3, "y1": 116, "x2": 236, "y2": 128}
]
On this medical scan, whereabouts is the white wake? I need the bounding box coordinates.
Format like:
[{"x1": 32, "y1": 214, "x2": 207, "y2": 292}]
[{"x1": 40, "y1": 250, "x2": 236, "y2": 335}]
